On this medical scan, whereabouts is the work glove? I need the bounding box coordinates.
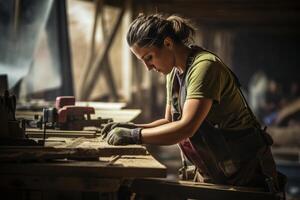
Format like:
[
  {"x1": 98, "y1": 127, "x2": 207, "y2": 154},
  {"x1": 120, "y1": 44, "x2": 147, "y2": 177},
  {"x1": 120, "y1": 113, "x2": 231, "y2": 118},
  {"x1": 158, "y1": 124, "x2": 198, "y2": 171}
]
[
  {"x1": 101, "y1": 122, "x2": 137, "y2": 139},
  {"x1": 106, "y1": 127, "x2": 142, "y2": 145}
]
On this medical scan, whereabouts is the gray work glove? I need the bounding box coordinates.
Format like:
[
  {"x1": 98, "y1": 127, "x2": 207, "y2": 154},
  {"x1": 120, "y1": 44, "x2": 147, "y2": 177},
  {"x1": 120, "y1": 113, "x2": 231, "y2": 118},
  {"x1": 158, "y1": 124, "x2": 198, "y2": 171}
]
[
  {"x1": 101, "y1": 122, "x2": 137, "y2": 139},
  {"x1": 106, "y1": 127, "x2": 142, "y2": 145}
]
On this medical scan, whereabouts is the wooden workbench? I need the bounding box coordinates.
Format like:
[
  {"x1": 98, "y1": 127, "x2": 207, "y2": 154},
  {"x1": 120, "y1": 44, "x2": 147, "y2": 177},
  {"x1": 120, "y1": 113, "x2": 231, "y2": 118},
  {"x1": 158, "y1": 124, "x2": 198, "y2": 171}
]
[
  {"x1": 0, "y1": 135, "x2": 166, "y2": 198},
  {"x1": 0, "y1": 136, "x2": 279, "y2": 200},
  {"x1": 0, "y1": 155, "x2": 166, "y2": 192},
  {"x1": 3, "y1": 110, "x2": 280, "y2": 199}
]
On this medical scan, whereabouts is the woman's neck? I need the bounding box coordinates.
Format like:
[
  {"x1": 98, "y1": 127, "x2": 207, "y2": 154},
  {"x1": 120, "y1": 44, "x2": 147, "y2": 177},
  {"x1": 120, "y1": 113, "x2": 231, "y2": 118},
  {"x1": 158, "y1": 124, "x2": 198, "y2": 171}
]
[{"x1": 174, "y1": 44, "x2": 192, "y2": 74}]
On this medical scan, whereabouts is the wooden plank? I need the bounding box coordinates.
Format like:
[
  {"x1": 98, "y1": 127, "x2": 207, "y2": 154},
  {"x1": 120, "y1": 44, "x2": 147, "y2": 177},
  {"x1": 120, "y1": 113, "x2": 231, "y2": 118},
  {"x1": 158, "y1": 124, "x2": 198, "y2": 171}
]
[
  {"x1": 56, "y1": 138, "x2": 148, "y2": 155},
  {"x1": 0, "y1": 148, "x2": 102, "y2": 162},
  {"x1": 26, "y1": 128, "x2": 97, "y2": 135},
  {"x1": 268, "y1": 126, "x2": 300, "y2": 147},
  {"x1": 94, "y1": 109, "x2": 141, "y2": 122},
  {"x1": 274, "y1": 98, "x2": 300, "y2": 126},
  {"x1": 63, "y1": 137, "x2": 86, "y2": 148},
  {"x1": 17, "y1": 108, "x2": 141, "y2": 123},
  {"x1": 131, "y1": 178, "x2": 277, "y2": 200},
  {"x1": 0, "y1": 155, "x2": 167, "y2": 178},
  {"x1": 0, "y1": 175, "x2": 121, "y2": 192},
  {"x1": 50, "y1": 137, "x2": 148, "y2": 156},
  {"x1": 272, "y1": 147, "x2": 300, "y2": 162},
  {"x1": 26, "y1": 128, "x2": 99, "y2": 138},
  {"x1": 0, "y1": 138, "x2": 148, "y2": 159},
  {"x1": 75, "y1": 101, "x2": 126, "y2": 110}
]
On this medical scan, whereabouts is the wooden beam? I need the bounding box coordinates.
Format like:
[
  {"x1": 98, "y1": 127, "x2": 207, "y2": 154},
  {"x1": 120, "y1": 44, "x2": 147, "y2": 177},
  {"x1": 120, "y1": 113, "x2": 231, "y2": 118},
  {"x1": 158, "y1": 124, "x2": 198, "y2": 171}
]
[
  {"x1": 0, "y1": 137, "x2": 148, "y2": 158},
  {"x1": 80, "y1": 2, "x2": 125, "y2": 100},
  {"x1": 0, "y1": 155, "x2": 167, "y2": 178},
  {"x1": 122, "y1": 0, "x2": 133, "y2": 102},
  {"x1": 272, "y1": 147, "x2": 300, "y2": 162},
  {"x1": 26, "y1": 128, "x2": 99, "y2": 138},
  {"x1": 79, "y1": 0, "x2": 104, "y2": 100},
  {"x1": 100, "y1": 5, "x2": 119, "y2": 101}
]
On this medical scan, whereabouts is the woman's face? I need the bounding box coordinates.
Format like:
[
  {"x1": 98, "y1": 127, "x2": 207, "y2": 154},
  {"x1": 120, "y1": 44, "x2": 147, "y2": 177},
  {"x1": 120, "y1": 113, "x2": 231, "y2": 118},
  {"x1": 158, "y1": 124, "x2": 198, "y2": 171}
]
[{"x1": 130, "y1": 41, "x2": 175, "y2": 75}]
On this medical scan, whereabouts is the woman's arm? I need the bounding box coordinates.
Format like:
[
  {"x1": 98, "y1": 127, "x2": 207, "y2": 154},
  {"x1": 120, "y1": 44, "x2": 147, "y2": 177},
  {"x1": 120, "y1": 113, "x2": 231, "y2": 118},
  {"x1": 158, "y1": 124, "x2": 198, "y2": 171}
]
[
  {"x1": 140, "y1": 98, "x2": 212, "y2": 145},
  {"x1": 134, "y1": 105, "x2": 172, "y2": 128}
]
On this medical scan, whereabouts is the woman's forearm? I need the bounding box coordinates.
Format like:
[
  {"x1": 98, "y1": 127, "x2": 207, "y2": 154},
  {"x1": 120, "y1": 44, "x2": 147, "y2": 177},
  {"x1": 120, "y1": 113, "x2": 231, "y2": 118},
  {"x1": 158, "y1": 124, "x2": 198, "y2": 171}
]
[
  {"x1": 134, "y1": 118, "x2": 170, "y2": 128},
  {"x1": 139, "y1": 99, "x2": 212, "y2": 145},
  {"x1": 134, "y1": 118, "x2": 171, "y2": 128},
  {"x1": 140, "y1": 120, "x2": 192, "y2": 145}
]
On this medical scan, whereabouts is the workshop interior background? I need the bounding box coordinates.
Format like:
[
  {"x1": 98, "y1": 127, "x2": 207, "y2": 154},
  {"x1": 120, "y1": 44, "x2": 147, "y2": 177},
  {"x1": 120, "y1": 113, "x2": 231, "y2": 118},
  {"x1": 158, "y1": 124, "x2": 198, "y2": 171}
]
[{"x1": 1, "y1": 0, "x2": 300, "y2": 199}]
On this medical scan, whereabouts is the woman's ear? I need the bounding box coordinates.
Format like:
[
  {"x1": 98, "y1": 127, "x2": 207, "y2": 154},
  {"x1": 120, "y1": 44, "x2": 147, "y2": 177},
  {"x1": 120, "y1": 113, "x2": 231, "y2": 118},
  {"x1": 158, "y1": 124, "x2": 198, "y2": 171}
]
[{"x1": 164, "y1": 37, "x2": 174, "y2": 49}]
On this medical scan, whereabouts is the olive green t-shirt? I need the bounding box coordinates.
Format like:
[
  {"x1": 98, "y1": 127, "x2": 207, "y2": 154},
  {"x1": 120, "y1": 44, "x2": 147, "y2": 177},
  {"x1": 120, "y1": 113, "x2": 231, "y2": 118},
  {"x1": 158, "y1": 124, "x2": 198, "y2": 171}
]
[{"x1": 166, "y1": 49, "x2": 260, "y2": 130}]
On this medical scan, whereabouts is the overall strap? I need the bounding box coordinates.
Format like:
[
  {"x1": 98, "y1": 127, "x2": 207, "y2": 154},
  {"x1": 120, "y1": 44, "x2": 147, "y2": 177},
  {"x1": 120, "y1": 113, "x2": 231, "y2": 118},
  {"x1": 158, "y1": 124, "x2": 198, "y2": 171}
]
[
  {"x1": 173, "y1": 47, "x2": 206, "y2": 181},
  {"x1": 224, "y1": 65, "x2": 261, "y2": 129},
  {"x1": 171, "y1": 46, "x2": 201, "y2": 119},
  {"x1": 175, "y1": 47, "x2": 238, "y2": 182}
]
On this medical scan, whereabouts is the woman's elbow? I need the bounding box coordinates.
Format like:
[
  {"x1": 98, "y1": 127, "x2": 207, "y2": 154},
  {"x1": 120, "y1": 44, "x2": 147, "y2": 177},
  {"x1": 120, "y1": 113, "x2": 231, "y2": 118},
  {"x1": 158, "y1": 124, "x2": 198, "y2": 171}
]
[{"x1": 179, "y1": 119, "x2": 201, "y2": 139}]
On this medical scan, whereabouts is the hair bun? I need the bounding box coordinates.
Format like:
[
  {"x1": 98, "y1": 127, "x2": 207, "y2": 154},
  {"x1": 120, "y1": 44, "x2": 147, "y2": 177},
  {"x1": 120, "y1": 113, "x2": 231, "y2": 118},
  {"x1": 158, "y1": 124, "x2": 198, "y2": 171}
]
[{"x1": 167, "y1": 15, "x2": 195, "y2": 45}]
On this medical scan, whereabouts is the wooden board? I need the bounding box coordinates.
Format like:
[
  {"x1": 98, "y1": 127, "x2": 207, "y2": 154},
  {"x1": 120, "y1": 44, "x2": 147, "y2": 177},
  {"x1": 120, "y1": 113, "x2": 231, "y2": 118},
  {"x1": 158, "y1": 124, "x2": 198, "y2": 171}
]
[
  {"x1": 46, "y1": 137, "x2": 148, "y2": 156},
  {"x1": 16, "y1": 108, "x2": 141, "y2": 123},
  {"x1": 0, "y1": 155, "x2": 167, "y2": 179},
  {"x1": 268, "y1": 126, "x2": 300, "y2": 147},
  {"x1": 94, "y1": 109, "x2": 141, "y2": 122},
  {"x1": 26, "y1": 128, "x2": 100, "y2": 138},
  {"x1": 272, "y1": 147, "x2": 300, "y2": 162},
  {"x1": 0, "y1": 137, "x2": 148, "y2": 162},
  {"x1": 75, "y1": 101, "x2": 126, "y2": 110},
  {"x1": 0, "y1": 156, "x2": 167, "y2": 192},
  {"x1": 0, "y1": 137, "x2": 166, "y2": 193}
]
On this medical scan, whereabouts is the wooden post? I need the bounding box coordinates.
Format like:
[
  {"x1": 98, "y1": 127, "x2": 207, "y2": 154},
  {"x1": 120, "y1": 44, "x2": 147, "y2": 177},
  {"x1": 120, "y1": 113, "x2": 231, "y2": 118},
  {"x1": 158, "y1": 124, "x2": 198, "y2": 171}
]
[{"x1": 80, "y1": 2, "x2": 125, "y2": 100}]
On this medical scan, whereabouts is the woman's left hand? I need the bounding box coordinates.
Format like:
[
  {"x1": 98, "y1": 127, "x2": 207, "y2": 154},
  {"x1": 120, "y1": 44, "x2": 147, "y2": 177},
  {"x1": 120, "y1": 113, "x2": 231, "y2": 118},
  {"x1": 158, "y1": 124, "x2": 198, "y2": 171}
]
[
  {"x1": 101, "y1": 122, "x2": 137, "y2": 139},
  {"x1": 106, "y1": 127, "x2": 142, "y2": 145}
]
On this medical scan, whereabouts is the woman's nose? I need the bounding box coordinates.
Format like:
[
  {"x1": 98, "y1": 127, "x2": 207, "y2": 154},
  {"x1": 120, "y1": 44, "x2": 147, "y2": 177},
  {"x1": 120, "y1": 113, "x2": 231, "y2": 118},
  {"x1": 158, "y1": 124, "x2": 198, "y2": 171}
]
[{"x1": 145, "y1": 62, "x2": 154, "y2": 71}]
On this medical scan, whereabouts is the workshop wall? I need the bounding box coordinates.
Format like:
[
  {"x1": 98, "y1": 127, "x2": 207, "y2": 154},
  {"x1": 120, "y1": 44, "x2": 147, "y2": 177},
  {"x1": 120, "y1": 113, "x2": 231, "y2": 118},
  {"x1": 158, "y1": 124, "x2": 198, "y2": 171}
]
[
  {"x1": 67, "y1": 0, "x2": 125, "y2": 101},
  {"x1": 129, "y1": 0, "x2": 300, "y2": 123},
  {"x1": 66, "y1": 0, "x2": 300, "y2": 123}
]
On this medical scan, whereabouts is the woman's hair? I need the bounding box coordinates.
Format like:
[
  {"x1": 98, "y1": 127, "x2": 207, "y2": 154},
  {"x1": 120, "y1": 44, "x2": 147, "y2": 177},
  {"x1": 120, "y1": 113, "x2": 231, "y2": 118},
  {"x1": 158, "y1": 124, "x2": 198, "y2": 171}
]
[{"x1": 126, "y1": 13, "x2": 196, "y2": 48}]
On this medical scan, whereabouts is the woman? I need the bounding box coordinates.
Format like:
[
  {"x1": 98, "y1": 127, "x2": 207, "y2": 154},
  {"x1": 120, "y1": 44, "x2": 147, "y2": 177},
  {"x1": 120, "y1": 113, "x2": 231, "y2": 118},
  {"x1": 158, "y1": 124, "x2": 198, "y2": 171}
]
[{"x1": 102, "y1": 13, "x2": 281, "y2": 191}]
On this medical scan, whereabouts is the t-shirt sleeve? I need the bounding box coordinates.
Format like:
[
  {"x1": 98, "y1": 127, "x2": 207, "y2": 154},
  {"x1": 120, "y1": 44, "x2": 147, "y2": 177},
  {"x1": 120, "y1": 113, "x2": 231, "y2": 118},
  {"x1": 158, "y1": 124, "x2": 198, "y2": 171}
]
[{"x1": 186, "y1": 60, "x2": 225, "y2": 104}]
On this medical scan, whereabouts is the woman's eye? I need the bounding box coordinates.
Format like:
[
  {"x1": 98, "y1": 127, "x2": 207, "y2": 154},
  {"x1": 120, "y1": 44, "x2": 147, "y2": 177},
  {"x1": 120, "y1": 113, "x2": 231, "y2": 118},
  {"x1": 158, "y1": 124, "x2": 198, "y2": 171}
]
[{"x1": 145, "y1": 55, "x2": 152, "y2": 62}]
